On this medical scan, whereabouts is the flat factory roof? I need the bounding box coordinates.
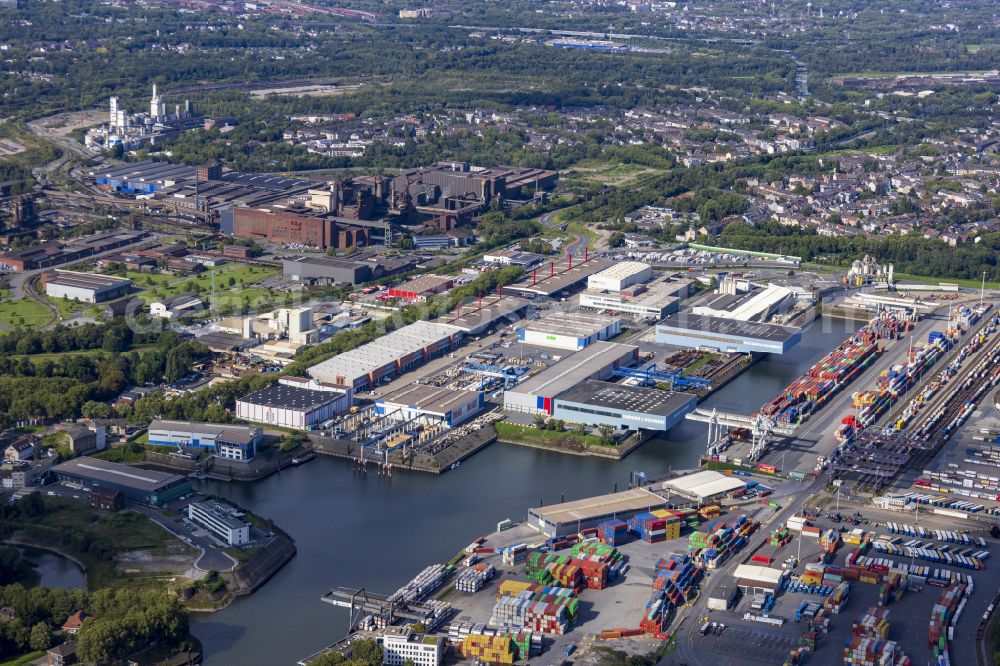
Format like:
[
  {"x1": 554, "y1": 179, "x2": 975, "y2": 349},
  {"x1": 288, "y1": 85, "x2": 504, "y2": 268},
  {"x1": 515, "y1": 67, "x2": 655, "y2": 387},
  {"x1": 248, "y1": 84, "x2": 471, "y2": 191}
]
[
  {"x1": 556, "y1": 380, "x2": 694, "y2": 416},
  {"x1": 589, "y1": 261, "x2": 651, "y2": 282},
  {"x1": 377, "y1": 384, "x2": 478, "y2": 415},
  {"x1": 433, "y1": 295, "x2": 529, "y2": 333},
  {"x1": 521, "y1": 311, "x2": 619, "y2": 338},
  {"x1": 733, "y1": 564, "x2": 785, "y2": 586},
  {"x1": 46, "y1": 271, "x2": 131, "y2": 290},
  {"x1": 308, "y1": 320, "x2": 461, "y2": 384},
  {"x1": 657, "y1": 312, "x2": 800, "y2": 343},
  {"x1": 582, "y1": 281, "x2": 683, "y2": 307},
  {"x1": 507, "y1": 259, "x2": 612, "y2": 297},
  {"x1": 149, "y1": 419, "x2": 260, "y2": 444},
  {"x1": 513, "y1": 341, "x2": 637, "y2": 398},
  {"x1": 661, "y1": 470, "x2": 746, "y2": 500},
  {"x1": 238, "y1": 383, "x2": 343, "y2": 411},
  {"x1": 53, "y1": 456, "x2": 186, "y2": 491},
  {"x1": 391, "y1": 274, "x2": 452, "y2": 295},
  {"x1": 530, "y1": 488, "x2": 665, "y2": 525}
]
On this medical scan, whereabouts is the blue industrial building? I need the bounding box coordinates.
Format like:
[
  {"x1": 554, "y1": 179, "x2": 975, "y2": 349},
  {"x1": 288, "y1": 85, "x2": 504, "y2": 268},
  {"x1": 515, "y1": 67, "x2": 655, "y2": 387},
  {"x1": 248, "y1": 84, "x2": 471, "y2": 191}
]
[
  {"x1": 90, "y1": 161, "x2": 198, "y2": 195},
  {"x1": 551, "y1": 380, "x2": 697, "y2": 432},
  {"x1": 147, "y1": 419, "x2": 263, "y2": 461},
  {"x1": 51, "y1": 457, "x2": 192, "y2": 506},
  {"x1": 655, "y1": 313, "x2": 801, "y2": 354}
]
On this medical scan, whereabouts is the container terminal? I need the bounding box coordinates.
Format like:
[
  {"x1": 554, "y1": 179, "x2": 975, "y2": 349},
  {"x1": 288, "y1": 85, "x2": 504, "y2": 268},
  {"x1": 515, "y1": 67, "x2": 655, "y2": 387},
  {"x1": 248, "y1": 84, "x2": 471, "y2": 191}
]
[{"x1": 298, "y1": 279, "x2": 1000, "y2": 665}]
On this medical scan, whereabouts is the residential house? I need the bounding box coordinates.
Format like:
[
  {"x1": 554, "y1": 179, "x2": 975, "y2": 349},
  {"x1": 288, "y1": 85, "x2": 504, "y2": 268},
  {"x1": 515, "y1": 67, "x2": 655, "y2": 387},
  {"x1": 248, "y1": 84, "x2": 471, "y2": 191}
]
[
  {"x1": 47, "y1": 641, "x2": 77, "y2": 666},
  {"x1": 61, "y1": 611, "x2": 89, "y2": 635},
  {"x1": 4, "y1": 437, "x2": 37, "y2": 462}
]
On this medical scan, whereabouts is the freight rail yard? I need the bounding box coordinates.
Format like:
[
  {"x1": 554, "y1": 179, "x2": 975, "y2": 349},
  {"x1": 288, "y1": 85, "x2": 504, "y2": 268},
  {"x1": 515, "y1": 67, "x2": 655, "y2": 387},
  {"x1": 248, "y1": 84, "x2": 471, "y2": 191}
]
[{"x1": 302, "y1": 277, "x2": 1000, "y2": 666}]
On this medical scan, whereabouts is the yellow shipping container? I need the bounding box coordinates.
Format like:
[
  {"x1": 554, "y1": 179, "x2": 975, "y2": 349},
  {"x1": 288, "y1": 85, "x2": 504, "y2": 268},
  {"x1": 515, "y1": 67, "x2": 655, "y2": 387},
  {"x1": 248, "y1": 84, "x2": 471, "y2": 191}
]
[
  {"x1": 459, "y1": 636, "x2": 515, "y2": 664},
  {"x1": 497, "y1": 579, "x2": 533, "y2": 600}
]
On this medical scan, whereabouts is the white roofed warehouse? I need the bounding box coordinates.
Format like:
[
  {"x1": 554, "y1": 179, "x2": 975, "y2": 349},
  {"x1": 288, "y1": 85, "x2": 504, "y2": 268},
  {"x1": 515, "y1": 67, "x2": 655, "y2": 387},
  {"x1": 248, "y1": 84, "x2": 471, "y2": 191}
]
[
  {"x1": 42, "y1": 270, "x2": 132, "y2": 304},
  {"x1": 516, "y1": 312, "x2": 622, "y2": 351},
  {"x1": 307, "y1": 320, "x2": 463, "y2": 390},
  {"x1": 528, "y1": 488, "x2": 667, "y2": 537},
  {"x1": 236, "y1": 379, "x2": 352, "y2": 430},
  {"x1": 732, "y1": 564, "x2": 787, "y2": 595},
  {"x1": 586, "y1": 261, "x2": 652, "y2": 292},
  {"x1": 660, "y1": 470, "x2": 747, "y2": 503}
]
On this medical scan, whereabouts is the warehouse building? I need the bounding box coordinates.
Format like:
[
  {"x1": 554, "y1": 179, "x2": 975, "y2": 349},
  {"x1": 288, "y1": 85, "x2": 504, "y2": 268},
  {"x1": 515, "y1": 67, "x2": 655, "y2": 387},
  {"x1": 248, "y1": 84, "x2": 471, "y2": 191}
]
[
  {"x1": 528, "y1": 488, "x2": 667, "y2": 537},
  {"x1": 693, "y1": 281, "x2": 795, "y2": 322},
  {"x1": 660, "y1": 470, "x2": 747, "y2": 504},
  {"x1": 552, "y1": 380, "x2": 696, "y2": 432},
  {"x1": 504, "y1": 341, "x2": 638, "y2": 416},
  {"x1": 516, "y1": 312, "x2": 621, "y2": 351},
  {"x1": 51, "y1": 456, "x2": 192, "y2": 506},
  {"x1": 147, "y1": 420, "x2": 263, "y2": 461},
  {"x1": 587, "y1": 261, "x2": 652, "y2": 292},
  {"x1": 0, "y1": 231, "x2": 150, "y2": 272},
  {"x1": 375, "y1": 385, "x2": 484, "y2": 427},
  {"x1": 386, "y1": 274, "x2": 454, "y2": 301},
  {"x1": 506, "y1": 258, "x2": 612, "y2": 298},
  {"x1": 655, "y1": 313, "x2": 801, "y2": 354},
  {"x1": 236, "y1": 379, "x2": 352, "y2": 430},
  {"x1": 282, "y1": 255, "x2": 373, "y2": 285},
  {"x1": 89, "y1": 161, "x2": 199, "y2": 195},
  {"x1": 579, "y1": 282, "x2": 681, "y2": 320},
  {"x1": 433, "y1": 295, "x2": 529, "y2": 335},
  {"x1": 707, "y1": 580, "x2": 740, "y2": 611},
  {"x1": 187, "y1": 500, "x2": 251, "y2": 546},
  {"x1": 732, "y1": 564, "x2": 787, "y2": 596},
  {"x1": 308, "y1": 321, "x2": 463, "y2": 390},
  {"x1": 229, "y1": 207, "x2": 368, "y2": 250},
  {"x1": 42, "y1": 271, "x2": 132, "y2": 304}
]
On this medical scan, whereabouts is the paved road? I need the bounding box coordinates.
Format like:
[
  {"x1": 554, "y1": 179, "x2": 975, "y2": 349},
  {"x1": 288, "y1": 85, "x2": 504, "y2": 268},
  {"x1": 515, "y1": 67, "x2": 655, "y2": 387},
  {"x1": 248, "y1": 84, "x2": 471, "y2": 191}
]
[
  {"x1": 132, "y1": 504, "x2": 238, "y2": 572},
  {"x1": 662, "y1": 479, "x2": 825, "y2": 666},
  {"x1": 540, "y1": 209, "x2": 590, "y2": 257}
]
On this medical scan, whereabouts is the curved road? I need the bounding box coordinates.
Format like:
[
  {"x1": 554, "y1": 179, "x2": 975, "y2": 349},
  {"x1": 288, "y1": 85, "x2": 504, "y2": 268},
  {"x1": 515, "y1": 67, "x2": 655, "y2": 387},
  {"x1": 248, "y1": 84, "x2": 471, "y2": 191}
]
[{"x1": 540, "y1": 209, "x2": 591, "y2": 258}]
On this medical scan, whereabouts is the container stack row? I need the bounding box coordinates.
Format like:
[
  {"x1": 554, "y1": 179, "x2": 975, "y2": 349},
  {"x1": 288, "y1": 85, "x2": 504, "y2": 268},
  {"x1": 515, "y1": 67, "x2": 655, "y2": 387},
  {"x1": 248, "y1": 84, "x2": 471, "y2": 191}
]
[
  {"x1": 525, "y1": 552, "x2": 608, "y2": 590},
  {"x1": 761, "y1": 311, "x2": 912, "y2": 427},
  {"x1": 491, "y1": 592, "x2": 573, "y2": 635},
  {"x1": 687, "y1": 515, "x2": 758, "y2": 569},
  {"x1": 456, "y1": 563, "x2": 496, "y2": 593},
  {"x1": 570, "y1": 541, "x2": 628, "y2": 578},
  {"x1": 501, "y1": 544, "x2": 530, "y2": 566},
  {"x1": 597, "y1": 519, "x2": 629, "y2": 547},
  {"x1": 628, "y1": 512, "x2": 669, "y2": 544},
  {"x1": 823, "y1": 582, "x2": 851, "y2": 614}
]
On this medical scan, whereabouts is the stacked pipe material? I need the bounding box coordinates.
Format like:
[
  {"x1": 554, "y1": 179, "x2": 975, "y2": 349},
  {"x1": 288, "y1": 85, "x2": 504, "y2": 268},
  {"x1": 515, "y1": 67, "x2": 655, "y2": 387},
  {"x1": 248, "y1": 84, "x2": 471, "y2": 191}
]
[
  {"x1": 388, "y1": 564, "x2": 446, "y2": 605},
  {"x1": 570, "y1": 541, "x2": 628, "y2": 578},
  {"x1": 598, "y1": 519, "x2": 629, "y2": 547},
  {"x1": 852, "y1": 607, "x2": 890, "y2": 639},
  {"x1": 687, "y1": 515, "x2": 758, "y2": 569},
  {"x1": 629, "y1": 512, "x2": 669, "y2": 543},
  {"x1": 456, "y1": 564, "x2": 496, "y2": 593}
]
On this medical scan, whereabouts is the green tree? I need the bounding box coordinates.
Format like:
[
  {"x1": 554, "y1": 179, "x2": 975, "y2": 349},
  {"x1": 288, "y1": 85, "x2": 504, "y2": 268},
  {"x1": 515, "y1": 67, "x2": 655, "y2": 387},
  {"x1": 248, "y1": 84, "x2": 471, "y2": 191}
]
[
  {"x1": 351, "y1": 640, "x2": 383, "y2": 666},
  {"x1": 80, "y1": 401, "x2": 112, "y2": 419},
  {"x1": 598, "y1": 424, "x2": 614, "y2": 446},
  {"x1": 29, "y1": 621, "x2": 51, "y2": 651}
]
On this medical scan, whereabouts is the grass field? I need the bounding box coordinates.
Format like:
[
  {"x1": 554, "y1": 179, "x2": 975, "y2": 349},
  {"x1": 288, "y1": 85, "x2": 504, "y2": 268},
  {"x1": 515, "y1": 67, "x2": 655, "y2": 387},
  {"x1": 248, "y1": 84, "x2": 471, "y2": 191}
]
[
  {"x1": 566, "y1": 160, "x2": 662, "y2": 187},
  {"x1": 495, "y1": 421, "x2": 611, "y2": 448},
  {"x1": 893, "y1": 272, "x2": 1000, "y2": 291},
  {"x1": 0, "y1": 289, "x2": 53, "y2": 328},
  {"x1": 136, "y1": 264, "x2": 278, "y2": 304},
  {"x1": 0, "y1": 650, "x2": 46, "y2": 666}
]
